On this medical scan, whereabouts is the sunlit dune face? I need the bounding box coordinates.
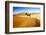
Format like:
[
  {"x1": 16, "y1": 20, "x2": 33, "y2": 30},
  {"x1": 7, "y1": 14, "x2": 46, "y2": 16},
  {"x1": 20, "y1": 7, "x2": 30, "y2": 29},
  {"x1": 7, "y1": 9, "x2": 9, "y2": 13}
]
[{"x1": 13, "y1": 13, "x2": 40, "y2": 28}]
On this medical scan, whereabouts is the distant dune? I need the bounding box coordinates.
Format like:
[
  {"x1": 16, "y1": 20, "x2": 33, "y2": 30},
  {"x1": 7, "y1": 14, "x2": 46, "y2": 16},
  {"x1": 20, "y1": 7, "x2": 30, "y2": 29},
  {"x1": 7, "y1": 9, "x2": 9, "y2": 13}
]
[{"x1": 13, "y1": 13, "x2": 40, "y2": 28}]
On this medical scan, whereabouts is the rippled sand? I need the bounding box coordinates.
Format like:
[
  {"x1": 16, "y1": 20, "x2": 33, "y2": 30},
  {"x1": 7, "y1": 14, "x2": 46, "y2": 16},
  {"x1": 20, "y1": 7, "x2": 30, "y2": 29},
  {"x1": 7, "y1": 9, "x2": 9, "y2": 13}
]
[{"x1": 13, "y1": 13, "x2": 40, "y2": 28}]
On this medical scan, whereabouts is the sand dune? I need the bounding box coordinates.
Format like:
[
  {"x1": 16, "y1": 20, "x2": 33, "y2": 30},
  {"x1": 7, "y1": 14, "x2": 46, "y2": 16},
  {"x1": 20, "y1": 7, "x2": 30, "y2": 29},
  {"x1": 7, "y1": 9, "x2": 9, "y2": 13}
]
[{"x1": 13, "y1": 13, "x2": 40, "y2": 28}]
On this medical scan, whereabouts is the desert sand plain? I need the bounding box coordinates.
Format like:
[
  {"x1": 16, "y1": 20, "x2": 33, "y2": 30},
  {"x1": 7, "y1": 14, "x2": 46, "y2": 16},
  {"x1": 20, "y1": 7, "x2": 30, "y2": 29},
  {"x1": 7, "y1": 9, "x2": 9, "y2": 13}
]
[{"x1": 13, "y1": 13, "x2": 40, "y2": 28}]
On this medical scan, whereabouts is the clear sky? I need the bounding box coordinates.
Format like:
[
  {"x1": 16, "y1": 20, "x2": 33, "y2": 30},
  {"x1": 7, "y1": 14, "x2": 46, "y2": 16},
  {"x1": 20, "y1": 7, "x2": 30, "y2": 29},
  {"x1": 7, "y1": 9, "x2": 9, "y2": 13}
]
[{"x1": 13, "y1": 7, "x2": 40, "y2": 13}]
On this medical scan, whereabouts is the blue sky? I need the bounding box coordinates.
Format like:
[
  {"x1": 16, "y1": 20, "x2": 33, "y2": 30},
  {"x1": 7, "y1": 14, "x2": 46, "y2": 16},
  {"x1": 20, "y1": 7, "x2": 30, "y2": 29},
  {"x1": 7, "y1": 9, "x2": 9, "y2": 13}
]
[{"x1": 13, "y1": 7, "x2": 40, "y2": 13}]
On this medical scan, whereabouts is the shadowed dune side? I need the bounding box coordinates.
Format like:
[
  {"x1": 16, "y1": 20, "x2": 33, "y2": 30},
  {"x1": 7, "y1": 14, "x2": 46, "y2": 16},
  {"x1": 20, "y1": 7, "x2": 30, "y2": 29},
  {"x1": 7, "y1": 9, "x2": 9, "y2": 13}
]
[{"x1": 13, "y1": 13, "x2": 40, "y2": 28}]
